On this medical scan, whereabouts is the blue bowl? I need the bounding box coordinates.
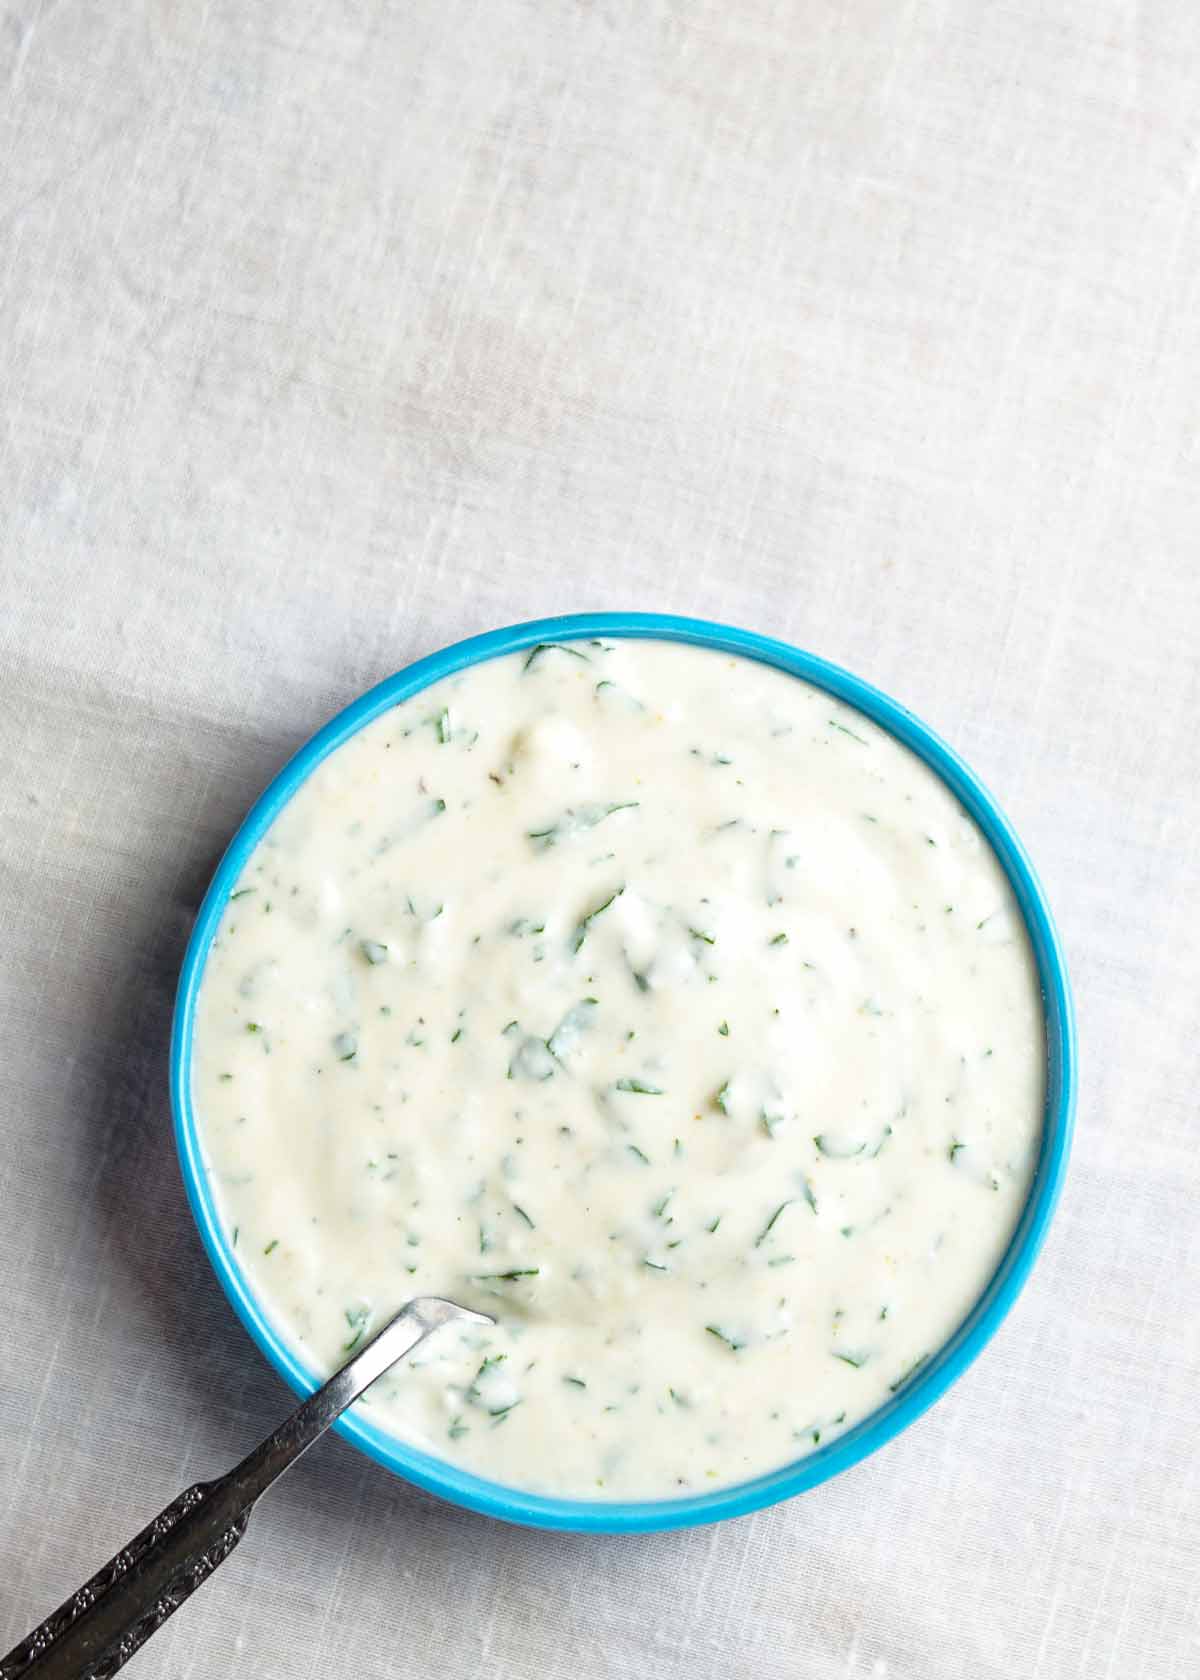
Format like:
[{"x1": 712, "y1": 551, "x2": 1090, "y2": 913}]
[{"x1": 171, "y1": 612, "x2": 1076, "y2": 1534}]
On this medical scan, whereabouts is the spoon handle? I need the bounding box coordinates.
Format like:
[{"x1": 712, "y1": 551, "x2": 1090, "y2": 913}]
[
  {"x1": 1, "y1": 1297, "x2": 488, "y2": 1680},
  {"x1": 0, "y1": 1479, "x2": 249, "y2": 1680}
]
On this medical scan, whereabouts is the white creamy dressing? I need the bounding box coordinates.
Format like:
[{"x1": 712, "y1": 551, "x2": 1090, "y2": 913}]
[{"x1": 193, "y1": 639, "x2": 1044, "y2": 1499}]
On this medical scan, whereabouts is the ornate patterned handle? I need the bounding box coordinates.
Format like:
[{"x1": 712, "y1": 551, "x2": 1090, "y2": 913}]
[
  {"x1": 0, "y1": 1480, "x2": 252, "y2": 1680},
  {"x1": 0, "y1": 1298, "x2": 489, "y2": 1679}
]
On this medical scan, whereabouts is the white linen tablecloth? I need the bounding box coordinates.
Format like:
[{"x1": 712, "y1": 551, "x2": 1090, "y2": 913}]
[{"x1": 2, "y1": 2, "x2": 1198, "y2": 1676}]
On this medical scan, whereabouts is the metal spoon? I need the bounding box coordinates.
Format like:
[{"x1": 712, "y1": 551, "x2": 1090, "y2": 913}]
[{"x1": 1, "y1": 1296, "x2": 491, "y2": 1680}]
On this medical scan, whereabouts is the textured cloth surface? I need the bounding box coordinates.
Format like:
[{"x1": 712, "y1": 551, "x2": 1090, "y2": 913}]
[{"x1": 2, "y1": 2, "x2": 1198, "y2": 1676}]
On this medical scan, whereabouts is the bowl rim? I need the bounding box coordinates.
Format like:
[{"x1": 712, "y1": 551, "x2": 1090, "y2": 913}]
[{"x1": 171, "y1": 610, "x2": 1076, "y2": 1534}]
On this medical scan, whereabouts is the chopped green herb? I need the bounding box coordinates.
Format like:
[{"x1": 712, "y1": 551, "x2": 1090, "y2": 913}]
[
  {"x1": 512, "y1": 1204, "x2": 535, "y2": 1229},
  {"x1": 828, "y1": 718, "x2": 869, "y2": 745},
  {"x1": 343, "y1": 1305, "x2": 370, "y2": 1352},
  {"x1": 718, "y1": 1020, "x2": 730, "y2": 1036},
  {"x1": 522, "y1": 642, "x2": 591, "y2": 672},
  {"x1": 594, "y1": 679, "x2": 645, "y2": 710},
  {"x1": 889, "y1": 1354, "x2": 928, "y2": 1393},
  {"x1": 466, "y1": 1354, "x2": 505, "y2": 1401},
  {"x1": 529, "y1": 803, "x2": 639, "y2": 850},
  {"x1": 705, "y1": 1325, "x2": 745, "y2": 1352},
  {"x1": 754, "y1": 1201, "x2": 792, "y2": 1247},
  {"x1": 563, "y1": 1375, "x2": 587, "y2": 1389},
  {"x1": 333, "y1": 1032, "x2": 358, "y2": 1062},
  {"x1": 360, "y1": 939, "x2": 388, "y2": 965},
  {"x1": 769, "y1": 932, "x2": 789, "y2": 947},
  {"x1": 814, "y1": 1134, "x2": 866, "y2": 1158},
  {"x1": 230, "y1": 888, "x2": 256, "y2": 901},
  {"x1": 571, "y1": 887, "x2": 623, "y2": 953},
  {"x1": 616, "y1": 1077, "x2": 664, "y2": 1095},
  {"x1": 626, "y1": 1144, "x2": 650, "y2": 1166},
  {"x1": 263, "y1": 1239, "x2": 279, "y2": 1256}
]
